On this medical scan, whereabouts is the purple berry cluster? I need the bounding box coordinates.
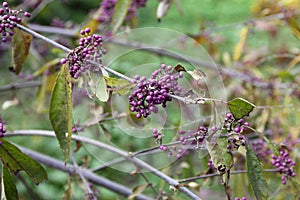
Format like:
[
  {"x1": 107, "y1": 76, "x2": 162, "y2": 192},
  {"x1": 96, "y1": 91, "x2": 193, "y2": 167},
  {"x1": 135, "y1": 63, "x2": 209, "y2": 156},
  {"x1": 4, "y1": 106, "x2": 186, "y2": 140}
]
[
  {"x1": 226, "y1": 134, "x2": 246, "y2": 152},
  {"x1": 153, "y1": 125, "x2": 208, "y2": 159},
  {"x1": 234, "y1": 197, "x2": 246, "y2": 200},
  {"x1": 127, "y1": 0, "x2": 147, "y2": 20},
  {"x1": 0, "y1": 2, "x2": 31, "y2": 43},
  {"x1": 271, "y1": 149, "x2": 296, "y2": 185},
  {"x1": 129, "y1": 64, "x2": 183, "y2": 118},
  {"x1": 61, "y1": 28, "x2": 105, "y2": 79},
  {"x1": 222, "y1": 113, "x2": 249, "y2": 133},
  {"x1": 99, "y1": 0, "x2": 147, "y2": 24},
  {"x1": 208, "y1": 158, "x2": 215, "y2": 168},
  {"x1": 250, "y1": 139, "x2": 271, "y2": 163},
  {"x1": 72, "y1": 123, "x2": 84, "y2": 133},
  {"x1": 0, "y1": 116, "x2": 6, "y2": 138}
]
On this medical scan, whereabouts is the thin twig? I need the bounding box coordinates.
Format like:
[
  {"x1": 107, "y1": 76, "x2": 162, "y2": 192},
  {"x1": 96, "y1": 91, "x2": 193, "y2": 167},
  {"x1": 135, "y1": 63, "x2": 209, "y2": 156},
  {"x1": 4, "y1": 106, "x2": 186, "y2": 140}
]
[
  {"x1": 177, "y1": 169, "x2": 279, "y2": 183},
  {"x1": 16, "y1": 23, "x2": 134, "y2": 82},
  {"x1": 70, "y1": 152, "x2": 96, "y2": 200},
  {"x1": 0, "y1": 81, "x2": 41, "y2": 92},
  {"x1": 6, "y1": 130, "x2": 201, "y2": 200},
  {"x1": 17, "y1": 146, "x2": 153, "y2": 200}
]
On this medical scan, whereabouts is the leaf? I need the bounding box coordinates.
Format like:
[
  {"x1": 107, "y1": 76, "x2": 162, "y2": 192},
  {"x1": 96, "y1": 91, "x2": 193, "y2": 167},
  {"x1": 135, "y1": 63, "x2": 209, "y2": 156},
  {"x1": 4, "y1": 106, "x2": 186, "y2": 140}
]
[
  {"x1": 104, "y1": 76, "x2": 133, "y2": 96},
  {"x1": 0, "y1": 138, "x2": 47, "y2": 184},
  {"x1": 32, "y1": 58, "x2": 60, "y2": 78},
  {"x1": 187, "y1": 69, "x2": 206, "y2": 80},
  {"x1": 206, "y1": 137, "x2": 233, "y2": 175},
  {"x1": 96, "y1": 76, "x2": 109, "y2": 102},
  {"x1": 286, "y1": 17, "x2": 300, "y2": 40},
  {"x1": 111, "y1": 0, "x2": 131, "y2": 33},
  {"x1": 49, "y1": 64, "x2": 73, "y2": 161},
  {"x1": 1, "y1": 165, "x2": 18, "y2": 200},
  {"x1": 81, "y1": 19, "x2": 99, "y2": 36},
  {"x1": 288, "y1": 54, "x2": 300, "y2": 69},
  {"x1": 233, "y1": 27, "x2": 248, "y2": 61},
  {"x1": 228, "y1": 98, "x2": 255, "y2": 120},
  {"x1": 157, "y1": 0, "x2": 173, "y2": 22},
  {"x1": 11, "y1": 23, "x2": 33, "y2": 75},
  {"x1": 128, "y1": 184, "x2": 148, "y2": 200},
  {"x1": 246, "y1": 143, "x2": 268, "y2": 199},
  {"x1": 174, "y1": 64, "x2": 187, "y2": 72}
]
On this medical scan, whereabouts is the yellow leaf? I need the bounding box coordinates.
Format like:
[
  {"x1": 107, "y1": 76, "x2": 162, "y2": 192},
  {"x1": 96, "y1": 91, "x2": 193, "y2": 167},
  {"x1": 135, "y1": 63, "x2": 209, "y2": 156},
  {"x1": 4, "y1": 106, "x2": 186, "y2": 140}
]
[
  {"x1": 11, "y1": 23, "x2": 33, "y2": 74},
  {"x1": 288, "y1": 54, "x2": 300, "y2": 69},
  {"x1": 286, "y1": 17, "x2": 300, "y2": 40},
  {"x1": 233, "y1": 27, "x2": 248, "y2": 61}
]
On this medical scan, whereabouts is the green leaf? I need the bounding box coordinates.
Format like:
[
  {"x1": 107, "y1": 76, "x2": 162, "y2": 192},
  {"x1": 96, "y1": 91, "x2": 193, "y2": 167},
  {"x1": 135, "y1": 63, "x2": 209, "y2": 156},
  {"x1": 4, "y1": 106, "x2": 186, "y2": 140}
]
[
  {"x1": 246, "y1": 143, "x2": 268, "y2": 200},
  {"x1": 1, "y1": 165, "x2": 18, "y2": 200},
  {"x1": 228, "y1": 97, "x2": 255, "y2": 119},
  {"x1": 0, "y1": 138, "x2": 47, "y2": 184},
  {"x1": 49, "y1": 64, "x2": 73, "y2": 161},
  {"x1": 128, "y1": 184, "x2": 148, "y2": 200},
  {"x1": 11, "y1": 23, "x2": 33, "y2": 75},
  {"x1": 206, "y1": 137, "x2": 233, "y2": 175},
  {"x1": 104, "y1": 76, "x2": 133, "y2": 96},
  {"x1": 96, "y1": 76, "x2": 109, "y2": 102},
  {"x1": 111, "y1": 0, "x2": 131, "y2": 33}
]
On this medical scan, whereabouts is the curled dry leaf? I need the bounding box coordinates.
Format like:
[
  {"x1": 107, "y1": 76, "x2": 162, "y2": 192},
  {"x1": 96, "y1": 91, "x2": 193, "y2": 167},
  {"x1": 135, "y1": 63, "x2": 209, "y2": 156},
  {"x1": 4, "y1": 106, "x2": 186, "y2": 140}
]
[{"x1": 157, "y1": 0, "x2": 173, "y2": 22}]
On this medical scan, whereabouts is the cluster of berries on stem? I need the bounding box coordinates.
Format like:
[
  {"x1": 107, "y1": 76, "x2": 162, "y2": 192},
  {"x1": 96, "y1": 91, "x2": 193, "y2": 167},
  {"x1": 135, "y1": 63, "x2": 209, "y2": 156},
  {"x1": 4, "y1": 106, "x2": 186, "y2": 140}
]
[
  {"x1": 0, "y1": 115, "x2": 6, "y2": 138},
  {"x1": 99, "y1": 0, "x2": 147, "y2": 24},
  {"x1": 271, "y1": 149, "x2": 296, "y2": 185},
  {"x1": 234, "y1": 197, "x2": 246, "y2": 200},
  {"x1": 60, "y1": 28, "x2": 106, "y2": 79},
  {"x1": 153, "y1": 125, "x2": 208, "y2": 159},
  {"x1": 0, "y1": 2, "x2": 31, "y2": 43},
  {"x1": 250, "y1": 139, "x2": 271, "y2": 163},
  {"x1": 129, "y1": 64, "x2": 183, "y2": 118}
]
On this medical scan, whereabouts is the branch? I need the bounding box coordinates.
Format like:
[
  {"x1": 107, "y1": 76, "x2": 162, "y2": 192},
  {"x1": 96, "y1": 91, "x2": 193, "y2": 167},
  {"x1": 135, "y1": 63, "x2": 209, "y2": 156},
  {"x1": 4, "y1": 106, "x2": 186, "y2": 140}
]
[
  {"x1": 6, "y1": 131, "x2": 201, "y2": 200},
  {"x1": 17, "y1": 146, "x2": 153, "y2": 200},
  {"x1": 16, "y1": 23, "x2": 134, "y2": 82},
  {"x1": 177, "y1": 169, "x2": 279, "y2": 183},
  {"x1": 0, "y1": 81, "x2": 41, "y2": 92},
  {"x1": 70, "y1": 151, "x2": 96, "y2": 199}
]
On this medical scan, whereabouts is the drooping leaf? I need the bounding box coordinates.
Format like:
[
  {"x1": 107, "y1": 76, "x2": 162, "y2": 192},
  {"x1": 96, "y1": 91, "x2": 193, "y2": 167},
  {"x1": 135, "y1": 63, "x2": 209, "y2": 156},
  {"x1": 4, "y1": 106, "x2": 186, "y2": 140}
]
[
  {"x1": 187, "y1": 69, "x2": 206, "y2": 80},
  {"x1": 233, "y1": 27, "x2": 248, "y2": 61},
  {"x1": 49, "y1": 64, "x2": 73, "y2": 161},
  {"x1": 246, "y1": 143, "x2": 268, "y2": 200},
  {"x1": 11, "y1": 23, "x2": 33, "y2": 75},
  {"x1": 206, "y1": 137, "x2": 233, "y2": 175},
  {"x1": 174, "y1": 64, "x2": 187, "y2": 72},
  {"x1": 80, "y1": 5, "x2": 103, "y2": 35},
  {"x1": 111, "y1": 0, "x2": 131, "y2": 33},
  {"x1": 288, "y1": 54, "x2": 300, "y2": 69},
  {"x1": 104, "y1": 76, "x2": 133, "y2": 96},
  {"x1": 157, "y1": 0, "x2": 173, "y2": 22},
  {"x1": 96, "y1": 76, "x2": 109, "y2": 102},
  {"x1": 1, "y1": 165, "x2": 18, "y2": 200},
  {"x1": 32, "y1": 58, "x2": 60, "y2": 78},
  {"x1": 228, "y1": 98, "x2": 255, "y2": 120},
  {"x1": 0, "y1": 138, "x2": 47, "y2": 184},
  {"x1": 286, "y1": 17, "x2": 300, "y2": 40},
  {"x1": 128, "y1": 184, "x2": 148, "y2": 200}
]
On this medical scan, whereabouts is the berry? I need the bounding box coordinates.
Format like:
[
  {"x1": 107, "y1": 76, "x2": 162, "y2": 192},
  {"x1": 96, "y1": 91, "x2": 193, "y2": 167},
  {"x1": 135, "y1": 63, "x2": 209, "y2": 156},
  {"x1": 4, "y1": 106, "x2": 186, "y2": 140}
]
[
  {"x1": 99, "y1": 0, "x2": 147, "y2": 24},
  {"x1": 271, "y1": 149, "x2": 296, "y2": 185},
  {"x1": 129, "y1": 64, "x2": 183, "y2": 118},
  {"x1": 250, "y1": 139, "x2": 271, "y2": 163},
  {"x1": 0, "y1": 2, "x2": 31, "y2": 44},
  {"x1": 62, "y1": 29, "x2": 105, "y2": 79},
  {"x1": 0, "y1": 116, "x2": 6, "y2": 138}
]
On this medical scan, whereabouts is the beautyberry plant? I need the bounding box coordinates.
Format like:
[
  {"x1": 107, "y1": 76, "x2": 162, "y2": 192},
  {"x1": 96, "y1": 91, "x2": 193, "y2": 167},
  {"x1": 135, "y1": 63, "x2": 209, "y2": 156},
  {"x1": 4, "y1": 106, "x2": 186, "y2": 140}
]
[
  {"x1": 60, "y1": 28, "x2": 106, "y2": 79},
  {"x1": 271, "y1": 149, "x2": 296, "y2": 185},
  {"x1": 0, "y1": 1, "x2": 31, "y2": 43},
  {"x1": 129, "y1": 64, "x2": 183, "y2": 118}
]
